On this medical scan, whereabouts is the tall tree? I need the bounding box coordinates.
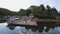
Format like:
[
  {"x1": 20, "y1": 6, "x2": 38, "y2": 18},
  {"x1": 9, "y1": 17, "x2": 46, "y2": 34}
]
[
  {"x1": 51, "y1": 8, "x2": 58, "y2": 17},
  {"x1": 18, "y1": 9, "x2": 26, "y2": 16},
  {"x1": 46, "y1": 5, "x2": 52, "y2": 17},
  {"x1": 25, "y1": 9, "x2": 32, "y2": 16},
  {"x1": 39, "y1": 4, "x2": 45, "y2": 11}
]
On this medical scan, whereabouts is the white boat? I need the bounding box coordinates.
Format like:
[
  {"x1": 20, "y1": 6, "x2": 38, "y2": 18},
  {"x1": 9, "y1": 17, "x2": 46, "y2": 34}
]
[{"x1": 7, "y1": 16, "x2": 20, "y2": 24}]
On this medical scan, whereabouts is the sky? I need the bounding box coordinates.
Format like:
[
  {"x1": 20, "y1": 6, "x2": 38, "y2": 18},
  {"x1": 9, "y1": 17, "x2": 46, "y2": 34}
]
[{"x1": 0, "y1": 0, "x2": 60, "y2": 12}]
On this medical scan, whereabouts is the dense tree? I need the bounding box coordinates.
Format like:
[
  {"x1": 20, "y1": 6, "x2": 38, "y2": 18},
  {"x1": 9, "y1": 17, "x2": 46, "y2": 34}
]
[
  {"x1": 51, "y1": 8, "x2": 58, "y2": 15},
  {"x1": 46, "y1": 5, "x2": 51, "y2": 10},
  {"x1": 39, "y1": 4, "x2": 45, "y2": 11},
  {"x1": 25, "y1": 9, "x2": 32, "y2": 16},
  {"x1": 17, "y1": 9, "x2": 27, "y2": 16},
  {"x1": 0, "y1": 4, "x2": 59, "y2": 19},
  {"x1": 31, "y1": 6, "x2": 39, "y2": 17},
  {"x1": 46, "y1": 5, "x2": 58, "y2": 18},
  {"x1": 30, "y1": 5, "x2": 49, "y2": 18}
]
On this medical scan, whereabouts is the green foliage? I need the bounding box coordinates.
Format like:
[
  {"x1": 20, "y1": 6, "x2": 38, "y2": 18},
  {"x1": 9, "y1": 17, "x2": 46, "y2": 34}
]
[
  {"x1": 16, "y1": 4, "x2": 59, "y2": 19},
  {"x1": 25, "y1": 9, "x2": 32, "y2": 16},
  {"x1": 39, "y1": 4, "x2": 45, "y2": 11},
  {"x1": 17, "y1": 9, "x2": 27, "y2": 16},
  {"x1": 46, "y1": 5, "x2": 51, "y2": 10}
]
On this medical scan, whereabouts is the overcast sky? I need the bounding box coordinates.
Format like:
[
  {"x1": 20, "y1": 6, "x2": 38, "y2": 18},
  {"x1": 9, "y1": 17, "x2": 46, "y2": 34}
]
[{"x1": 0, "y1": 0, "x2": 60, "y2": 11}]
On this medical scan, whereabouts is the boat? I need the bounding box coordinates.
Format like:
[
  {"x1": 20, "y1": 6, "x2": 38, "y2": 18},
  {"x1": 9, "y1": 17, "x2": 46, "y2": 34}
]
[{"x1": 7, "y1": 16, "x2": 20, "y2": 24}]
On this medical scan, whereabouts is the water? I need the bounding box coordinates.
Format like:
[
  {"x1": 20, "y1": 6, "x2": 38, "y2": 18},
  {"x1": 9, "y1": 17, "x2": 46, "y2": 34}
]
[{"x1": 0, "y1": 22, "x2": 60, "y2": 34}]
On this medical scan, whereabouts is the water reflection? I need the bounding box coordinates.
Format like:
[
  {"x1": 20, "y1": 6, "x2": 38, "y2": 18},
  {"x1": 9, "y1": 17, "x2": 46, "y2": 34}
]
[
  {"x1": 7, "y1": 26, "x2": 15, "y2": 30},
  {"x1": 37, "y1": 21, "x2": 59, "y2": 32},
  {"x1": 1, "y1": 22, "x2": 60, "y2": 34},
  {"x1": 7, "y1": 22, "x2": 60, "y2": 32},
  {"x1": 7, "y1": 24, "x2": 59, "y2": 34},
  {"x1": 7, "y1": 25, "x2": 40, "y2": 34}
]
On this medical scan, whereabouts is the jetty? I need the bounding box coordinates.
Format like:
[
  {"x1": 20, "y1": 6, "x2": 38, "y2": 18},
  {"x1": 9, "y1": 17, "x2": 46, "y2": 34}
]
[
  {"x1": 7, "y1": 14, "x2": 38, "y2": 26},
  {"x1": 7, "y1": 14, "x2": 60, "y2": 27}
]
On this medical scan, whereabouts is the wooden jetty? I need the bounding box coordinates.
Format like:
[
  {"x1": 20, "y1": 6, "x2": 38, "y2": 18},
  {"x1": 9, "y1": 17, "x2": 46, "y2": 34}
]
[
  {"x1": 7, "y1": 16, "x2": 37, "y2": 27},
  {"x1": 7, "y1": 19, "x2": 37, "y2": 27},
  {"x1": 7, "y1": 15, "x2": 60, "y2": 27},
  {"x1": 7, "y1": 18, "x2": 60, "y2": 27}
]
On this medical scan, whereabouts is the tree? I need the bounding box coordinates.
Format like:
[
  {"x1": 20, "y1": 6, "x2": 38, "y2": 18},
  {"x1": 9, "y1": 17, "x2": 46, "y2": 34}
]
[
  {"x1": 46, "y1": 5, "x2": 51, "y2": 10},
  {"x1": 0, "y1": 8, "x2": 16, "y2": 16},
  {"x1": 46, "y1": 5, "x2": 52, "y2": 17},
  {"x1": 39, "y1": 4, "x2": 45, "y2": 11},
  {"x1": 25, "y1": 9, "x2": 32, "y2": 16},
  {"x1": 31, "y1": 4, "x2": 46, "y2": 18},
  {"x1": 51, "y1": 8, "x2": 58, "y2": 17},
  {"x1": 17, "y1": 9, "x2": 26, "y2": 16}
]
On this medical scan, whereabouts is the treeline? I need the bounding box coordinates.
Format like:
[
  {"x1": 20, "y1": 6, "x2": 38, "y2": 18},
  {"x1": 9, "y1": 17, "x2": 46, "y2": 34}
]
[
  {"x1": 16, "y1": 4, "x2": 58, "y2": 19},
  {"x1": 0, "y1": 8, "x2": 16, "y2": 16},
  {"x1": 0, "y1": 4, "x2": 59, "y2": 19}
]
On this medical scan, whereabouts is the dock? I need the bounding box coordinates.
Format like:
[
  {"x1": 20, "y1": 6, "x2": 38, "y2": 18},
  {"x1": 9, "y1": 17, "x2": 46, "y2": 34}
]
[
  {"x1": 7, "y1": 19, "x2": 37, "y2": 27},
  {"x1": 7, "y1": 19, "x2": 60, "y2": 27},
  {"x1": 7, "y1": 15, "x2": 60, "y2": 27}
]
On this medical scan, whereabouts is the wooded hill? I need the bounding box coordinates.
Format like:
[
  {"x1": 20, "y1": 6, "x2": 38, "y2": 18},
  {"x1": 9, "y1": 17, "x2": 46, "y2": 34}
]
[{"x1": 0, "y1": 4, "x2": 60, "y2": 19}]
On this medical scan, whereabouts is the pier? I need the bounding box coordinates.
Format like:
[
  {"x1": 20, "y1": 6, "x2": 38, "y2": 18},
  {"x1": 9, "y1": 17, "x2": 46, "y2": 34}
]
[
  {"x1": 7, "y1": 18, "x2": 60, "y2": 27},
  {"x1": 7, "y1": 15, "x2": 60, "y2": 27}
]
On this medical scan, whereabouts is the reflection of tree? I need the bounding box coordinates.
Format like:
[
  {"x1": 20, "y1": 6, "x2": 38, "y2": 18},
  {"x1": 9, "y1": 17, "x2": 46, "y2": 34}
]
[
  {"x1": 31, "y1": 27, "x2": 38, "y2": 32},
  {"x1": 37, "y1": 21, "x2": 59, "y2": 32},
  {"x1": 25, "y1": 26, "x2": 31, "y2": 30},
  {"x1": 45, "y1": 25, "x2": 56, "y2": 32},
  {"x1": 7, "y1": 25, "x2": 15, "y2": 30},
  {"x1": 25, "y1": 26, "x2": 38, "y2": 32},
  {"x1": 7, "y1": 21, "x2": 60, "y2": 32},
  {"x1": 38, "y1": 26, "x2": 44, "y2": 32}
]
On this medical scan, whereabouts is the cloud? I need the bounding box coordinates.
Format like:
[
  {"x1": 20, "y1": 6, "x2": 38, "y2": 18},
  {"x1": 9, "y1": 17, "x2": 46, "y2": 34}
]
[
  {"x1": 37, "y1": 0, "x2": 55, "y2": 7},
  {"x1": 0, "y1": 0, "x2": 56, "y2": 11},
  {"x1": 44, "y1": 0, "x2": 55, "y2": 7}
]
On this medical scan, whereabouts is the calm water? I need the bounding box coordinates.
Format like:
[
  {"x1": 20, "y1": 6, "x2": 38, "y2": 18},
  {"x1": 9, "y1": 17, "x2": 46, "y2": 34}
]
[{"x1": 0, "y1": 22, "x2": 60, "y2": 34}]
